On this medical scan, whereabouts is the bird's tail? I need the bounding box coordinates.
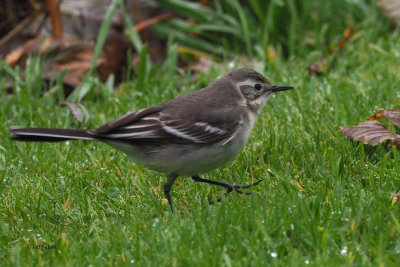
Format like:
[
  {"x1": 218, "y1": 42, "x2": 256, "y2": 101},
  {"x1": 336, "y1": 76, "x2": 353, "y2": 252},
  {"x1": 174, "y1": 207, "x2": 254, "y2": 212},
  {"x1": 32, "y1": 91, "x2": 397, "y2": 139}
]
[{"x1": 10, "y1": 127, "x2": 95, "y2": 142}]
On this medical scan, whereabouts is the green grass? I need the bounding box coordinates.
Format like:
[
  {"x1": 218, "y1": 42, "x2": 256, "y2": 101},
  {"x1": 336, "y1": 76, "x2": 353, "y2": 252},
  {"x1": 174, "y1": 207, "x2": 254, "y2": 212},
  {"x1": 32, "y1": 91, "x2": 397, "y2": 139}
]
[
  {"x1": 2, "y1": 2, "x2": 400, "y2": 267},
  {"x1": 154, "y1": 0, "x2": 377, "y2": 58}
]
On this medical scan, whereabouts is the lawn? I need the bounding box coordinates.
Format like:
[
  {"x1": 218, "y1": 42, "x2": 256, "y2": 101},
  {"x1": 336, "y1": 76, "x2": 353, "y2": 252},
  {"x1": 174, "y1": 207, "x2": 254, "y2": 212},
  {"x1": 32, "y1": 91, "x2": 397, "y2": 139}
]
[{"x1": 1, "y1": 1, "x2": 400, "y2": 266}]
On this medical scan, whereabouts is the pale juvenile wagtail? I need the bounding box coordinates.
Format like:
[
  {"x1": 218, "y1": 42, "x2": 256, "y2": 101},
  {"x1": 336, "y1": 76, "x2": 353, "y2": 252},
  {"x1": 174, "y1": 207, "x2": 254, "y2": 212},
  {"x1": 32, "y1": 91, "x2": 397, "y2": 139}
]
[{"x1": 10, "y1": 68, "x2": 293, "y2": 211}]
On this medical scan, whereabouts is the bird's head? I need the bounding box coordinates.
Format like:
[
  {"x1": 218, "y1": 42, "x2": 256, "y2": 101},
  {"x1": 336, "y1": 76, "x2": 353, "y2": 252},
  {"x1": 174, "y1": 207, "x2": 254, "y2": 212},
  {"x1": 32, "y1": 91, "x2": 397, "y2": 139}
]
[{"x1": 227, "y1": 68, "x2": 293, "y2": 114}]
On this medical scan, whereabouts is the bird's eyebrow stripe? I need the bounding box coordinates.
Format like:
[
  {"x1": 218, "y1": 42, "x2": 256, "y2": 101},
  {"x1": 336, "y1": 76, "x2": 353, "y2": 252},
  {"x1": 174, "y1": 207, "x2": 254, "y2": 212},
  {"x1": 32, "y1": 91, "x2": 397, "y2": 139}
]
[{"x1": 236, "y1": 79, "x2": 258, "y2": 88}]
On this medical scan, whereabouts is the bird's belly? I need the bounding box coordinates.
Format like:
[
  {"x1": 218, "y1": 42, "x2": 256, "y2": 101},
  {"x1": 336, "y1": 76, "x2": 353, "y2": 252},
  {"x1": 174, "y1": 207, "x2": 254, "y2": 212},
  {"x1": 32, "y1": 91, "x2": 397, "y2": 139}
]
[{"x1": 107, "y1": 140, "x2": 246, "y2": 176}]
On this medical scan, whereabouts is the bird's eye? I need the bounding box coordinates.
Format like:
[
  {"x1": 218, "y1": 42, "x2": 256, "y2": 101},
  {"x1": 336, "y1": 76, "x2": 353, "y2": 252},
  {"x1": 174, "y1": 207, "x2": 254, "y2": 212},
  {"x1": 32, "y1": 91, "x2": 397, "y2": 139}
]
[{"x1": 254, "y1": 84, "x2": 262, "y2": 90}]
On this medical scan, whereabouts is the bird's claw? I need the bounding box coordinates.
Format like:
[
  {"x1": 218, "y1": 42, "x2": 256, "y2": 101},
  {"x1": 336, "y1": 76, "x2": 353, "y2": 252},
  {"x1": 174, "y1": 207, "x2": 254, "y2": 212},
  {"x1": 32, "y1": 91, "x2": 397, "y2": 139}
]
[{"x1": 208, "y1": 178, "x2": 264, "y2": 205}]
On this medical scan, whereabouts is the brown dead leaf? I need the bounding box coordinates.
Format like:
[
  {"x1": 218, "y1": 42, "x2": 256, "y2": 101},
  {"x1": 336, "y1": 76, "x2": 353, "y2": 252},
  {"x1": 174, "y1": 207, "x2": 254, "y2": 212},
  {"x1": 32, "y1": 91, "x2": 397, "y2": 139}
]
[
  {"x1": 369, "y1": 109, "x2": 400, "y2": 128},
  {"x1": 4, "y1": 31, "x2": 132, "y2": 90},
  {"x1": 341, "y1": 120, "x2": 400, "y2": 147},
  {"x1": 378, "y1": 0, "x2": 400, "y2": 26},
  {"x1": 60, "y1": 101, "x2": 83, "y2": 123},
  {"x1": 50, "y1": 45, "x2": 99, "y2": 87},
  {"x1": 4, "y1": 36, "x2": 96, "y2": 88},
  {"x1": 5, "y1": 36, "x2": 48, "y2": 67},
  {"x1": 4, "y1": 46, "x2": 25, "y2": 67}
]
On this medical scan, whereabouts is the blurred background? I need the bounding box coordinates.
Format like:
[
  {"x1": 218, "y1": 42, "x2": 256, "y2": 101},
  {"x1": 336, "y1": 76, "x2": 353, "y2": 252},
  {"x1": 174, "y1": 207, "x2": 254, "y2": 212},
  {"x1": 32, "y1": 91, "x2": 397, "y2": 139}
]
[{"x1": 1, "y1": 0, "x2": 397, "y2": 94}]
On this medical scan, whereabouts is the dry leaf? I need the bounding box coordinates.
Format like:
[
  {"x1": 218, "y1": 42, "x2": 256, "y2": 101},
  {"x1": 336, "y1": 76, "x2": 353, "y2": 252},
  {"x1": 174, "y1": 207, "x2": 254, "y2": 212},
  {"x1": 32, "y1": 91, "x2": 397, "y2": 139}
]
[
  {"x1": 60, "y1": 101, "x2": 83, "y2": 123},
  {"x1": 4, "y1": 46, "x2": 25, "y2": 67},
  {"x1": 4, "y1": 31, "x2": 132, "y2": 90},
  {"x1": 5, "y1": 36, "x2": 96, "y2": 88},
  {"x1": 341, "y1": 120, "x2": 400, "y2": 147},
  {"x1": 369, "y1": 109, "x2": 400, "y2": 128},
  {"x1": 378, "y1": 0, "x2": 400, "y2": 26}
]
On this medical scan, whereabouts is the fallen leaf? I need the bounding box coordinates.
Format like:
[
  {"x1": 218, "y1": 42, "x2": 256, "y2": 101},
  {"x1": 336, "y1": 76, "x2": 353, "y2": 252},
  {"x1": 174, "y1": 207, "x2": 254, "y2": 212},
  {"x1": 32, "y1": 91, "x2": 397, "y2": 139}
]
[
  {"x1": 4, "y1": 46, "x2": 25, "y2": 66},
  {"x1": 5, "y1": 36, "x2": 49, "y2": 67},
  {"x1": 340, "y1": 120, "x2": 400, "y2": 147},
  {"x1": 60, "y1": 101, "x2": 83, "y2": 123},
  {"x1": 4, "y1": 36, "x2": 96, "y2": 87},
  {"x1": 369, "y1": 109, "x2": 400, "y2": 128},
  {"x1": 4, "y1": 32, "x2": 132, "y2": 91},
  {"x1": 378, "y1": 0, "x2": 400, "y2": 27}
]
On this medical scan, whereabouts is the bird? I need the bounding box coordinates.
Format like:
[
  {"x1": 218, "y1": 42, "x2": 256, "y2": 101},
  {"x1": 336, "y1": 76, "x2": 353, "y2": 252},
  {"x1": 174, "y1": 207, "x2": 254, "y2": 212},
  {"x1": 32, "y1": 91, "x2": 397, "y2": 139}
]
[{"x1": 10, "y1": 68, "x2": 293, "y2": 211}]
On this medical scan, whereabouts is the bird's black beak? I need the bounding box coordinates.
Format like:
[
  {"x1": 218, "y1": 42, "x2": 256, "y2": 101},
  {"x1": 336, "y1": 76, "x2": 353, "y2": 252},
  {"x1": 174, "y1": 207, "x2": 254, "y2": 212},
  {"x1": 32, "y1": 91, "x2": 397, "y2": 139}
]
[{"x1": 271, "y1": 84, "x2": 294, "y2": 92}]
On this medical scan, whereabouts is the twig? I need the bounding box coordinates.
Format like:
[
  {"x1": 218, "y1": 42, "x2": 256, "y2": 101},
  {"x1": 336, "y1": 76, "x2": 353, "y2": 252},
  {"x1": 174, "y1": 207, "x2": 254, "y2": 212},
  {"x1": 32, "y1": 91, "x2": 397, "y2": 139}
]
[
  {"x1": 131, "y1": 0, "x2": 148, "y2": 42},
  {"x1": 134, "y1": 12, "x2": 175, "y2": 32},
  {"x1": 46, "y1": 0, "x2": 63, "y2": 39}
]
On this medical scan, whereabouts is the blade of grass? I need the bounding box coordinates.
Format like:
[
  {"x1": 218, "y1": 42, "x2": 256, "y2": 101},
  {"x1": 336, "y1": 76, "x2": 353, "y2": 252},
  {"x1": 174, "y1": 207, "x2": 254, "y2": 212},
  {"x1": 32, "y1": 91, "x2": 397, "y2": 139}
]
[
  {"x1": 249, "y1": 0, "x2": 264, "y2": 22},
  {"x1": 119, "y1": 2, "x2": 143, "y2": 52},
  {"x1": 68, "y1": 0, "x2": 121, "y2": 101},
  {"x1": 0, "y1": 60, "x2": 23, "y2": 86},
  {"x1": 157, "y1": 0, "x2": 214, "y2": 22},
  {"x1": 154, "y1": 24, "x2": 224, "y2": 54},
  {"x1": 287, "y1": 0, "x2": 298, "y2": 56},
  {"x1": 88, "y1": 0, "x2": 121, "y2": 76},
  {"x1": 135, "y1": 45, "x2": 148, "y2": 91},
  {"x1": 161, "y1": 38, "x2": 178, "y2": 78},
  {"x1": 230, "y1": 0, "x2": 252, "y2": 56}
]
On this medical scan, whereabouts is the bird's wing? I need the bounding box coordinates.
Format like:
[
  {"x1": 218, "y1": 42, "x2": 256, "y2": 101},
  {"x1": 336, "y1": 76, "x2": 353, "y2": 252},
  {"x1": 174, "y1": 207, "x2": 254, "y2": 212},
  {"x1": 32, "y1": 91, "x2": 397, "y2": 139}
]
[
  {"x1": 157, "y1": 111, "x2": 241, "y2": 144},
  {"x1": 92, "y1": 106, "x2": 163, "y2": 134},
  {"x1": 91, "y1": 106, "x2": 242, "y2": 144}
]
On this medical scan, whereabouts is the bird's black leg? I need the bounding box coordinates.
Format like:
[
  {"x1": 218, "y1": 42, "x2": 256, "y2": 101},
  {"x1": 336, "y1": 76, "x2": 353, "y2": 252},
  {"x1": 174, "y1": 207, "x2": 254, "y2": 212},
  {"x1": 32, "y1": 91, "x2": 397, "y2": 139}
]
[
  {"x1": 164, "y1": 174, "x2": 179, "y2": 212},
  {"x1": 191, "y1": 175, "x2": 264, "y2": 203}
]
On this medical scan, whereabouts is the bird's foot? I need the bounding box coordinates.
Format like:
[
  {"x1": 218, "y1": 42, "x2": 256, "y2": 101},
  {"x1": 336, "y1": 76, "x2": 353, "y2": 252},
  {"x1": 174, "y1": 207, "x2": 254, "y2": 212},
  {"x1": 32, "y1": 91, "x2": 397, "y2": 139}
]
[{"x1": 191, "y1": 175, "x2": 264, "y2": 204}]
